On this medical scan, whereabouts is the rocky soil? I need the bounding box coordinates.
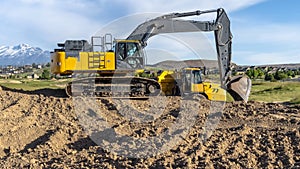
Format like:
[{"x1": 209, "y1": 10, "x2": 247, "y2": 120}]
[{"x1": 0, "y1": 87, "x2": 299, "y2": 168}]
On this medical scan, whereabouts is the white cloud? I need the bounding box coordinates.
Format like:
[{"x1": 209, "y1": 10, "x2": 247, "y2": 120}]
[
  {"x1": 91, "y1": 12, "x2": 219, "y2": 65},
  {"x1": 231, "y1": 15, "x2": 300, "y2": 65},
  {"x1": 234, "y1": 23, "x2": 300, "y2": 44},
  {"x1": 121, "y1": 0, "x2": 267, "y2": 13},
  {"x1": 234, "y1": 50, "x2": 300, "y2": 65},
  {"x1": 145, "y1": 33, "x2": 217, "y2": 64},
  {"x1": 0, "y1": 0, "x2": 267, "y2": 54},
  {"x1": 0, "y1": 0, "x2": 104, "y2": 48}
]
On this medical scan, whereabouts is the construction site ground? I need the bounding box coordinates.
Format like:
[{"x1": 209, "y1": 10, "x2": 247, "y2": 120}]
[{"x1": 0, "y1": 87, "x2": 299, "y2": 168}]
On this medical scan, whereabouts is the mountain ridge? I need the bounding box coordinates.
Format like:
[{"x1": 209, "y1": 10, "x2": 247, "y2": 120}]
[
  {"x1": 0, "y1": 44, "x2": 299, "y2": 68},
  {"x1": 0, "y1": 44, "x2": 50, "y2": 66}
]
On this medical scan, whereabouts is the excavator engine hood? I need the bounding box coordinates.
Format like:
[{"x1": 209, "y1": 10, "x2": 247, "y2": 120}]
[{"x1": 226, "y1": 75, "x2": 251, "y2": 102}]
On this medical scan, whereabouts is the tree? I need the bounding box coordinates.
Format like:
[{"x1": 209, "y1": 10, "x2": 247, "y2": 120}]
[
  {"x1": 46, "y1": 62, "x2": 51, "y2": 67},
  {"x1": 41, "y1": 69, "x2": 51, "y2": 80},
  {"x1": 257, "y1": 68, "x2": 265, "y2": 79},
  {"x1": 32, "y1": 63, "x2": 37, "y2": 69},
  {"x1": 265, "y1": 73, "x2": 274, "y2": 81},
  {"x1": 245, "y1": 68, "x2": 262, "y2": 79},
  {"x1": 274, "y1": 71, "x2": 288, "y2": 80},
  {"x1": 253, "y1": 69, "x2": 259, "y2": 79},
  {"x1": 245, "y1": 69, "x2": 253, "y2": 79},
  {"x1": 287, "y1": 70, "x2": 295, "y2": 78}
]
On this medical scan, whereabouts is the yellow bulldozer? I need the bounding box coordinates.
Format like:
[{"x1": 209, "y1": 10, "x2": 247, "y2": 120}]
[
  {"x1": 135, "y1": 67, "x2": 227, "y2": 101},
  {"x1": 50, "y1": 8, "x2": 251, "y2": 102}
]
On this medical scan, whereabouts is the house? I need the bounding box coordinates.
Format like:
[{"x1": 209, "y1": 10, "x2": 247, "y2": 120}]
[
  {"x1": 267, "y1": 70, "x2": 277, "y2": 74},
  {"x1": 26, "y1": 74, "x2": 39, "y2": 79},
  {"x1": 260, "y1": 66, "x2": 269, "y2": 72},
  {"x1": 0, "y1": 74, "x2": 8, "y2": 79},
  {"x1": 235, "y1": 70, "x2": 245, "y2": 75},
  {"x1": 32, "y1": 74, "x2": 39, "y2": 79},
  {"x1": 233, "y1": 66, "x2": 249, "y2": 75},
  {"x1": 24, "y1": 65, "x2": 33, "y2": 69},
  {"x1": 13, "y1": 70, "x2": 21, "y2": 74},
  {"x1": 6, "y1": 65, "x2": 13, "y2": 69}
]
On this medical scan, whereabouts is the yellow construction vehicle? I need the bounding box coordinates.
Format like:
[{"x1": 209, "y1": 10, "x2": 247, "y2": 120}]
[
  {"x1": 136, "y1": 67, "x2": 226, "y2": 101},
  {"x1": 50, "y1": 8, "x2": 251, "y2": 102}
]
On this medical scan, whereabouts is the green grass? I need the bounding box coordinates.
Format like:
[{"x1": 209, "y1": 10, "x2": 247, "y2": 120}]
[
  {"x1": 1, "y1": 78, "x2": 299, "y2": 104},
  {"x1": 0, "y1": 79, "x2": 69, "y2": 91},
  {"x1": 249, "y1": 81, "x2": 300, "y2": 104}
]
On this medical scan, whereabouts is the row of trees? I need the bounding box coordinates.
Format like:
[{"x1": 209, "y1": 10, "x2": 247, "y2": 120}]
[
  {"x1": 243, "y1": 68, "x2": 299, "y2": 81},
  {"x1": 1, "y1": 63, "x2": 52, "y2": 80},
  {"x1": 31, "y1": 62, "x2": 51, "y2": 69},
  {"x1": 6, "y1": 69, "x2": 51, "y2": 80}
]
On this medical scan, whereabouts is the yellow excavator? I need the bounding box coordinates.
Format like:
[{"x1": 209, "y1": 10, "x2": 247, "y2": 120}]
[{"x1": 50, "y1": 8, "x2": 251, "y2": 102}]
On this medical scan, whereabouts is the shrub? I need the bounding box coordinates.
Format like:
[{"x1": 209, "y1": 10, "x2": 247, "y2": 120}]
[{"x1": 41, "y1": 69, "x2": 51, "y2": 80}]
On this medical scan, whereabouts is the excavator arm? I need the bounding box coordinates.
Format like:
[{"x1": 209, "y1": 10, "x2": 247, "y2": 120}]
[{"x1": 127, "y1": 8, "x2": 251, "y2": 102}]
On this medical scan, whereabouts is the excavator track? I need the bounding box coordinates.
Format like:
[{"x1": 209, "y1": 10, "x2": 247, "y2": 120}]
[{"x1": 65, "y1": 76, "x2": 161, "y2": 99}]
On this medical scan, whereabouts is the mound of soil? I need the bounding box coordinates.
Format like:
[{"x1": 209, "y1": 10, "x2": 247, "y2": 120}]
[{"x1": 0, "y1": 88, "x2": 299, "y2": 168}]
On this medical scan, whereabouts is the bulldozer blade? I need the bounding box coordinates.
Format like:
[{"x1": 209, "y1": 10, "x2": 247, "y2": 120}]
[{"x1": 226, "y1": 76, "x2": 252, "y2": 102}]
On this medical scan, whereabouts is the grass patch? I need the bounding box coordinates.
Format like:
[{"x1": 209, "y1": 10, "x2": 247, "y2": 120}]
[
  {"x1": 0, "y1": 79, "x2": 69, "y2": 91},
  {"x1": 249, "y1": 81, "x2": 300, "y2": 104},
  {"x1": 1, "y1": 78, "x2": 299, "y2": 104}
]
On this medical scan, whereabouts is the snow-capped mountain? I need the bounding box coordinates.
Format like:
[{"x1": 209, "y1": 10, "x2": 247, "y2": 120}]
[{"x1": 0, "y1": 44, "x2": 50, "y2": 66}]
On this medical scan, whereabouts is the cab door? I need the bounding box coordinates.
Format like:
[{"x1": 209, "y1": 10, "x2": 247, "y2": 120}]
[
  {"x1": 191, "y1": 70, "x2": 204, "y2": 93},
  {"x1": 182, "y1": 69, "x2": 192, "y2": 94},
  {"x1": 115, "y1": 41, "x2": 145, "y2": 69}
]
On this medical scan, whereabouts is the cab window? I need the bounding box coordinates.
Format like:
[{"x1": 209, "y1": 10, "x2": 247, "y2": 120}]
[
  {"x1": 127, "y1": 43, "x2": 138, "y2": 57},
  {"x1": 192, "y1": 70, "x2": 202, "y2": 84},
  {"x1": 116, "y1": 42, "x2": 142, "y2": 60},
  {"x1": 117, "y1": 43, "x2": 126, "y2": 60}
]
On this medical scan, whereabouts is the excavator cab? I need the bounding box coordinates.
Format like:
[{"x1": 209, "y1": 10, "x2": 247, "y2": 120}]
[
  {"x1": 114, "y1": 40, "x2": 145, "y2": 69},
  {"x1": 181, "y1": 68, "x2": 202, "y2": 94}
]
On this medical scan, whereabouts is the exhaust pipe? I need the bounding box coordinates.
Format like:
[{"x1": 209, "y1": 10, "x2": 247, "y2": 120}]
[{"x1": 226, "y1": 75, "x2": 251, "y2": 102}]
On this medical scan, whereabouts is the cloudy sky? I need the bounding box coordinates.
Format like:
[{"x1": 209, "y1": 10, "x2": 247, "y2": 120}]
[{"x1": 0, "y1": 0, "x2": 299, "y2": 65}]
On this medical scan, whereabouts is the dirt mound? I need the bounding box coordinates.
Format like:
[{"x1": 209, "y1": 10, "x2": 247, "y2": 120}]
[{"x1": 0, "y1": 88, "x2": 299, "y2": 168}]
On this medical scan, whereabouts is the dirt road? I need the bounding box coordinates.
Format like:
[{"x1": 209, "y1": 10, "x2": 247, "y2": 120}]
[{"x1": 0, "y1": 87, "x2": 299, "y2": 168}]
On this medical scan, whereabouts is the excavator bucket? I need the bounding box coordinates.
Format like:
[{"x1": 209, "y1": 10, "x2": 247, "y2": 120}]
[{"x1": 226, "y1": 75, "x2": 252, "y2": 102}]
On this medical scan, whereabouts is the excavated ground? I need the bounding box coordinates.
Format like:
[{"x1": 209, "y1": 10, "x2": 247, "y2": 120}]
[{"x1": 0, "y1": 86, "x2": 299, "y2": 168}]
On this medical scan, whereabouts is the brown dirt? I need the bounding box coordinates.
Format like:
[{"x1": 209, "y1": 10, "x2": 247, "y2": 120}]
[{"x1": 0, "y1": 88, "x2": 299, "y2": 168}]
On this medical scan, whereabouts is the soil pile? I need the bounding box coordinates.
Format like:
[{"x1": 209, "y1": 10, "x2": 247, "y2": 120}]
[{"x1": 0, "y1": 88, "x2": 299, "y2": 168}]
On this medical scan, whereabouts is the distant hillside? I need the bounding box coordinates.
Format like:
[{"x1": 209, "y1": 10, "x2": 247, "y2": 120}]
[
  {"x1": 149, "y1": 59, "x2": 300, "y2": 71},
  {"x1": 254, "y1": 63, "x2": 300, "y2": 69},
  {"x1": 149, "y1": 59, "x2": 219, "y2": 69},
  {"x1": 236, "y1": 63, "x2": 300, "y2": 70},
  {"x1": 241, "y1": 63, "x2": 300, "y2": 67}
]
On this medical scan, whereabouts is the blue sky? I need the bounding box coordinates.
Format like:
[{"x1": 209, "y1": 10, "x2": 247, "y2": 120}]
[{"x1": 0, "y1": 0, "x2": 299, "y2": 65}]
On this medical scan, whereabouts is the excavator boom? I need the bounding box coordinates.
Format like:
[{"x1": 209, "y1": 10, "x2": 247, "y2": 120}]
[{"x1": 127, "y1": 8, "x2": 251, "y2": 102}]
